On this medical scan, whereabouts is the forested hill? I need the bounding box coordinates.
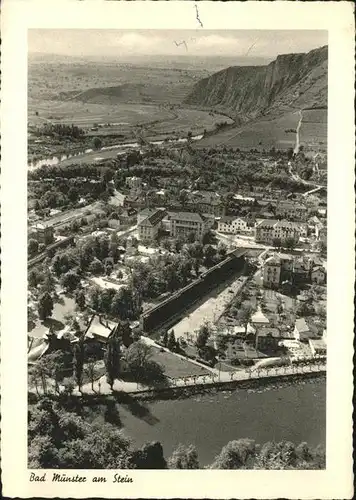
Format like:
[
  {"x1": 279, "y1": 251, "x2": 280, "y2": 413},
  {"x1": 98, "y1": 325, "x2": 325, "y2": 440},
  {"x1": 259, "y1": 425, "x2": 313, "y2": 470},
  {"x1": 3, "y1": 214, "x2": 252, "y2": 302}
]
[{"x1": 184, "y1": 45, "x2": 327, "y2": 119}]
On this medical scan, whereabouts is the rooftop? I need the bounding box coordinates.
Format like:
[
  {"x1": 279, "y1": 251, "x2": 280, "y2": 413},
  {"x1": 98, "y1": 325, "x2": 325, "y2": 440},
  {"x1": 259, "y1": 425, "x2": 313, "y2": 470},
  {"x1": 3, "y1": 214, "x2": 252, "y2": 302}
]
[
  {"x1": 295, "y1": 318, "x2": 310, "y2": 333},
  {"x1": 170, "y1": 212, "x2": 205, "y2": 223},
  {"x1": 257, "y1": 327, "x2": 281, "y2": 338},
  {"x1": 251, "y1": 309, "x2": 270, "y2": 324},
  {"x1": 138, "y1": 208, "x2": 166, "y2": 227},
  {"x1": 309, "y1": 338, "x2": 326, "y2": 350},
  {"x1": 219, "y1": 216, "x2": 246, "y2": 224},
  {"x1": 84, "y1": 315, "x2": 116, "y2": 341}
]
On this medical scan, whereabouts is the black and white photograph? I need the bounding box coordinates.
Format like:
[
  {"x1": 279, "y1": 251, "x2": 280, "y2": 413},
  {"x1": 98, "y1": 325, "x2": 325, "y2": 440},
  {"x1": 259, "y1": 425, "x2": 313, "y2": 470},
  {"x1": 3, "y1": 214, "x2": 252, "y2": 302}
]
[
  {"x1": 27, "y1": 28, "x2": 329, "y2": 470},
  {"x1": 1, "y1": 1, "x2": 354, "y2": 498}
]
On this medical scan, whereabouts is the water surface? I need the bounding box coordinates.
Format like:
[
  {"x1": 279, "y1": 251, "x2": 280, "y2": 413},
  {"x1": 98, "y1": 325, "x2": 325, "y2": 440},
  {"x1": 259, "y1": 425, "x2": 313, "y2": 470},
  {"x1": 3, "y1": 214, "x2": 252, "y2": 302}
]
[{"x1": 119, "y1": 378, "x2": 326, "y2": 466}]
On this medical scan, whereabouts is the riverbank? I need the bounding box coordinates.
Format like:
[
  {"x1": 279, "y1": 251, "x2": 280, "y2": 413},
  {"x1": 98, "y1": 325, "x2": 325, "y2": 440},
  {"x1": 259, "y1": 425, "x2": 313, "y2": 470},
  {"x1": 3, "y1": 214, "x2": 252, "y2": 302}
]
[
  {"x1": 28, "y1": 133, "x2": 204, "y2": 170},
  {"x1": 117, "y1": 370, "x2": 326, "y2": 402}
]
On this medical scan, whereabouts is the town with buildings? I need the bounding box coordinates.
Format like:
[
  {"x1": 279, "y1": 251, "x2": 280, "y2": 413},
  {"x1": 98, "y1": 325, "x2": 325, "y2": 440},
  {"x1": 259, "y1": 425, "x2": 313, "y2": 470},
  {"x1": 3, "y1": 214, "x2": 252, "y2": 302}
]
[{"x1": 26, "y1": 29, "x2": 328, "y2": 470}]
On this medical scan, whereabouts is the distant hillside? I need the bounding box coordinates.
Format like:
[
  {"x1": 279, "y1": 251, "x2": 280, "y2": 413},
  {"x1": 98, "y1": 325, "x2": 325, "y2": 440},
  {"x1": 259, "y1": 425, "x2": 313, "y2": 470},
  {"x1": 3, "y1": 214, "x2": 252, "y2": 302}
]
[{"x1": 184, "y1": 46, "x2": 328, "y2": 119}]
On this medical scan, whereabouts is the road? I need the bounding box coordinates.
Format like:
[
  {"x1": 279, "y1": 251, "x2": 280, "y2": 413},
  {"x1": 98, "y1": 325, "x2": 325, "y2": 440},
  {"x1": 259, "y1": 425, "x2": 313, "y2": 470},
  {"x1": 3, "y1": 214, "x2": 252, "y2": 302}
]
[
  {"x1": 293, "y1": 109, "x2": 303, "y2": 155},
  {"x1": 287, "y1": 161, "x2": 324, "y2": 190},
  {"x1": 29, "y1": 360, "x2": 326, "y2": 397},
  {"x1": 213, "y1": 230, "x2": 271, "y2": 250}
]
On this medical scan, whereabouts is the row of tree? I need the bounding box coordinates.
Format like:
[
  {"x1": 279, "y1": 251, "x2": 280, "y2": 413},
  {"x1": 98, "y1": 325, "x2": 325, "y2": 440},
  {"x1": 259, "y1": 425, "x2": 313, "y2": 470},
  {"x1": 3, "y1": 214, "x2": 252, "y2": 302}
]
[{"x1": 29, "y1": 333, "x2": 166, "y2": 396}]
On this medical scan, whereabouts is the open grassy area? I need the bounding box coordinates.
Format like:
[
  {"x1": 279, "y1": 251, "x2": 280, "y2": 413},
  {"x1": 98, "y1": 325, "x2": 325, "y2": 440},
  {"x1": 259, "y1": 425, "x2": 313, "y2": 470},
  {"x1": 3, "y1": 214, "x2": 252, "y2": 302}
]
[
  {"x1": 150, "y1": 347, "x2": 210, "y2": 379},
  {"x1": 195, "y1": 110, "x2": 327, "y2": 153}
]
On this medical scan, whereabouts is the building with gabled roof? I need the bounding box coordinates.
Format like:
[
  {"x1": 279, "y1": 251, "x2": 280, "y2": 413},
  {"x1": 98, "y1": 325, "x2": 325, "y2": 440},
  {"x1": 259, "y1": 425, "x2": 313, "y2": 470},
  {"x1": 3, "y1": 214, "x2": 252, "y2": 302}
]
[
  {"x1": 187, "y1": 190, "x2": 225, "y2": 217},
  {"x1": 218, "y1": 216, "x2": 254, "y2": 234},
  {"x1": 84, "y1": 314, "x2": 117, "y2": 343},
  {"x1": 137, "y1": 208, "x2": 166, "y2": 242},
  {"x1": 255, "y1": 219, "x2": 302, "y2": 244}
]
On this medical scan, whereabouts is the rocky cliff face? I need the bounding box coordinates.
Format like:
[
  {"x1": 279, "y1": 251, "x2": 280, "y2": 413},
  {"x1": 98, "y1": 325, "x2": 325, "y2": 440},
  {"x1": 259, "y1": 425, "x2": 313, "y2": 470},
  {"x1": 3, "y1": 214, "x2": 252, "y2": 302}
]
[{"x1": 185, "y1": 46, "x2": 327, "y2": 119}]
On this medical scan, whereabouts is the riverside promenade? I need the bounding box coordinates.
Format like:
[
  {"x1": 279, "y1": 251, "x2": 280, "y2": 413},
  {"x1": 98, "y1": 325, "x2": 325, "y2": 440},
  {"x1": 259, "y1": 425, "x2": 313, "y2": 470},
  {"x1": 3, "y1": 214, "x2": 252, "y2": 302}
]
[{"x1": 29, "y1": 352, "x2": 326, "y2": 398}]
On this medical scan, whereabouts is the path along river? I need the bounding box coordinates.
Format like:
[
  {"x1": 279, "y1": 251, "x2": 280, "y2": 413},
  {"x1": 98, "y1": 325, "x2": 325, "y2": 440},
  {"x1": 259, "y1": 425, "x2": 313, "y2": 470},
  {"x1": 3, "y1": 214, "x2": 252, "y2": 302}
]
[{"x1": 118, "y1": 377, "x2": 325, "y2": 466}]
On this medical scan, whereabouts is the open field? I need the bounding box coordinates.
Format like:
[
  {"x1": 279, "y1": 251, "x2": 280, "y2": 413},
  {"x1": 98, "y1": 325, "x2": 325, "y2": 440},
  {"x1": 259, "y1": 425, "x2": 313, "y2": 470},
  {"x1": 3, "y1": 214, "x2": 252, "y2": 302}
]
[
  {"x1": 28, "y1": 59, "x2": 234, "y2": 153},
  {"x1": 29, "y1": 100, "x2": 232, "y2": 140},
  {"x1": 28, "y1": 60, "x2": 208, "y2": 104},
  {"x1": 195, "y1": 109, "x2": 327, "y2": 153},
  {"x1": 150, "y1": 348, "x2": 210, "y2": 379},
  {"x1": 299, "y1": 108, "x2": 327, "y2": 152},
  {"x1": 28, "y1": 100, "x2": 175, "y2": 129}
]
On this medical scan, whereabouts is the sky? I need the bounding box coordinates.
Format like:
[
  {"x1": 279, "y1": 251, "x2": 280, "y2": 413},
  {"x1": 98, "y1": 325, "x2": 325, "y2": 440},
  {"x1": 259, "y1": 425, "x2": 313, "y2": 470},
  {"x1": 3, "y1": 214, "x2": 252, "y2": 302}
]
[{"x1": 28, "y1": 30, "x2": 327, "y2": 59}]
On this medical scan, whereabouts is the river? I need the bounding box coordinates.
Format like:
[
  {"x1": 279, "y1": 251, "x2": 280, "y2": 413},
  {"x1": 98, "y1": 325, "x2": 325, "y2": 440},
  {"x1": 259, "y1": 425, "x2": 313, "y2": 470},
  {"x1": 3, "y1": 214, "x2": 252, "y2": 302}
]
[
  {"x1": 118, "y1": 377, "x2": 325, "y2": 466},
  {"x1": 28, "y1": 134, "x2": 204, "y2": 170}
]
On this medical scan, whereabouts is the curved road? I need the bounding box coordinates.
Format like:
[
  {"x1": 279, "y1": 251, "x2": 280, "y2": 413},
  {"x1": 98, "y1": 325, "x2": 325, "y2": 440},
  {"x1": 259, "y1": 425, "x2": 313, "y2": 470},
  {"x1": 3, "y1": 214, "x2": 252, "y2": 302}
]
[{"x1": 293, "y1": 109, "x2": 303, "y2": 155}]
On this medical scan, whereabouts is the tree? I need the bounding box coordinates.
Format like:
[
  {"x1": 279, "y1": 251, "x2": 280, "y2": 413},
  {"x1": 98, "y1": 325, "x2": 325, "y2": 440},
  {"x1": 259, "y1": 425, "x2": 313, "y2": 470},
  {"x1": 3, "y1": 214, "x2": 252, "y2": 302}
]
[
  {"x1": 124, "y1": 341, "x2": 166, "y2": 386},
  {"x1": 319, "y1": 241, "x2": 327, "y2": 255},
  {"x1": 45, "y1": 350, "x2": 70, "y2": 394},
  {"x1": 168, "y1": 444, "x2": 199, "y2": 469},
  {"x1": 28, "y1": 238, "x2": 39, "y2": 255},
  {"x1": 202, "y1": 231, "x2": 217, "y2": 245},
  {"x1": 88, "y1": 287, "x2": 100, "y2": 312},
  {"x1": 167, "y1": 330, "x2": 177, "y2": 351},
  {"x1": 42, "y1": 270, "x2": 56, "y2": 295},
  {"x1": 62, "y1": 377, "x2": 76, "y2": 396},
  {"x1": 272, "y1": 237, "x2": 282, "y2": 248},
  {"x1": 84, "y1": 352, "x2": 98, "y2": 392},
  {"x1": 216, "y1": 334, "x2": 228, "y2": 356},
  {"x1": 203, "y1": 244, "x2": 217, "y2": 268},
  {"x1": 60, "y1": 270, "x2": 81, "y2": 293},
  {"x1": 131, "y1": 441, "x2": 167, "y2": 469},
  {"x1": 256, "y1": 441, "x2": 298, "y2": 469},
  {"x1": 104, "y1": 334, "x2": 121, "y2": 390},
  {"x1": 287, "y1": 148, "x2": 294, "y2": 160},
  {"x1": 28, "y1": 269, "x2": 43, "y2": 288},
  {"x1": 28, "y1": 400, "x2": 132, "y2": 469},
  {"x1": 28, "y1": 305, "x2": 38, "y2": 330},
  {"x1": 89, "y1": 258, "x2": 104, "y2": 276},
  {"x1": 217, "y1": 242, "x2": 228, "y2": 260},
  {"x1": 38, "y1": 292, "x2": 54, "y2": 321},
  {"x1": 211, "y1": 439, "x2": 256, "y2": 469},
  {"x1": 284, "y1": 237, "x2": 298, "y2": 250},
  {"x1": 238, "y1": 303, "x2": 254, "y2": 335},
  {"x1": 68, "y1": 187, "x2": 79, "y2": 204},
  {"x1": 73, "y1": 339, "x2": 85, "y2": 392},
  {"x1": 195, "y1": 324, "x2": 211, "y2": 352},
  {"x1": 93, "y1": 137, "x2": 102, "y2": 150},
  {"x1": 75, "y1": 290, "x2": 86, "y2": 311},
  {"x1": 199, "y1": 344, "x2": 217, "y2": 364},
  {"x1": 162, "y1": 330, "x2": 169, "y2": 347},
  {"x1": 104, "y1": 258, "x2": 113, "y2": 276}
]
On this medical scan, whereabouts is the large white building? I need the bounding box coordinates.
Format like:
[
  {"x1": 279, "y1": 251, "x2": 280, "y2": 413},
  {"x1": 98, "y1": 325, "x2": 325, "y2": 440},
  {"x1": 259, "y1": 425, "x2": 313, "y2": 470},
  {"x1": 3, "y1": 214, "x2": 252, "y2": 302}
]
[
  {"x1": 255, "y1": 219, "x2": 302, "y2": 244},
  {"x1": 218, "y1": 216, "x2": 253, "y2": 234}
]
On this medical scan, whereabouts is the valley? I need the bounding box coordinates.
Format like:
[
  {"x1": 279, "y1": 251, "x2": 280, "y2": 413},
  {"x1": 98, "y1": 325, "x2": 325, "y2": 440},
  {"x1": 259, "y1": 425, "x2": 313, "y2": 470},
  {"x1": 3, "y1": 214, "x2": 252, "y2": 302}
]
[{"x1": 28, "y1": 45, "x2": 327, "y2": 164}]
